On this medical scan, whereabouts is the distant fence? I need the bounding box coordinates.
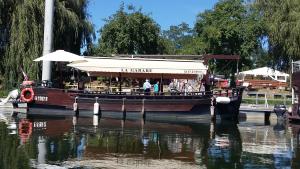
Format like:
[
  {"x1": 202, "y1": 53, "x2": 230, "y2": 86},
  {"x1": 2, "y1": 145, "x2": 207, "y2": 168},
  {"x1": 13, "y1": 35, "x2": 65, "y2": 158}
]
[
  {"x1": 242, "y1": 92, "x2": 292, "y2": 106},
  {"x1": 244, "y1": 80, "x2": 287, "y2": 90}
]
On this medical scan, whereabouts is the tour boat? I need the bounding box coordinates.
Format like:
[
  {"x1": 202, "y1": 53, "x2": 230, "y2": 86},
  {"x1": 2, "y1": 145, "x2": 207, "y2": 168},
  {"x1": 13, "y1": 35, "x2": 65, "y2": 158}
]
[
  {"x1": 288, "y1": 60, "x2": 300, "y2": 121},
  {"x1": 18, "y1": 51, "x2": 244, "y2": 120}
]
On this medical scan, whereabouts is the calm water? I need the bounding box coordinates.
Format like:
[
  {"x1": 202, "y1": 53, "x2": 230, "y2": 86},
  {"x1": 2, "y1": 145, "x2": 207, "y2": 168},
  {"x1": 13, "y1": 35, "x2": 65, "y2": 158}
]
[{"x1": 0, "y1": 110, "x2": 300, "y2": 169}]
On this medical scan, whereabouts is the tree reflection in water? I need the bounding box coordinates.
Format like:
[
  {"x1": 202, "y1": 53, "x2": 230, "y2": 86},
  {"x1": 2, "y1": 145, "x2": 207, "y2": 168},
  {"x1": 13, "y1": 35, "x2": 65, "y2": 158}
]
[
  {"x1": 1, "y1": 112, "x2": 300, "y2": 169},
  {"x1": 0, "y1": 122, "x2": 31, "y2": 169}
]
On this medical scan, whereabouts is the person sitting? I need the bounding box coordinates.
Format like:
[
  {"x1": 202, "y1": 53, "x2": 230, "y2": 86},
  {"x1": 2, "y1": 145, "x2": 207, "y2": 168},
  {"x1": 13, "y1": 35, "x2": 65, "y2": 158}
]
[
  {"x1": 154, "y1": 81, "x2": 159, "y2": 95},
  {"x1": 168, "y1": 80, "x2": 177, "y2": 95},
  {"x1": 143, "y1": 79, "x2": 151, "y2": 95}
]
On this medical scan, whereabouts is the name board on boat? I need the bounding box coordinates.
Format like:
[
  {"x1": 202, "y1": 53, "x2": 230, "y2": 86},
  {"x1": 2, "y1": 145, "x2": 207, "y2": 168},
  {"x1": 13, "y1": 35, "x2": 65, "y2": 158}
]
[
  {"x1": 34, "y1": 96, "x2": 48, "y2": 102},
  {"x1": 121, "y1": 68, "x2": 152, "y2": 73},
  {"x1": 184, "y1": 70, "x2": 205, "y2": 74}
]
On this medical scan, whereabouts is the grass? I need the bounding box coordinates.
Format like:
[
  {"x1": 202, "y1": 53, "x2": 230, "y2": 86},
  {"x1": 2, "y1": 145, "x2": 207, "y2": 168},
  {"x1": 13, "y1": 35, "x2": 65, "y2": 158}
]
[{"x1": 242, "y1": 98, "x2": 292, "y2": 106}]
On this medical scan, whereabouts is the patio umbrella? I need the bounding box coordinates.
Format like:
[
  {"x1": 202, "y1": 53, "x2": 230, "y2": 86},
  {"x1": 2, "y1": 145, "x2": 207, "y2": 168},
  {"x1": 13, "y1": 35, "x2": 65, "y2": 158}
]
[{"x1": 34, "y1": 50, "x2": 85, "y2": 62}]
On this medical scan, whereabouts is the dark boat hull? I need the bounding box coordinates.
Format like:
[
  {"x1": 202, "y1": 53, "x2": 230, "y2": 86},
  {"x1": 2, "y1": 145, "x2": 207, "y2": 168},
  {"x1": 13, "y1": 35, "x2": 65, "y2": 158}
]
[{"x1": 27, "y1": 87, "x2": 244, "y2": 120}]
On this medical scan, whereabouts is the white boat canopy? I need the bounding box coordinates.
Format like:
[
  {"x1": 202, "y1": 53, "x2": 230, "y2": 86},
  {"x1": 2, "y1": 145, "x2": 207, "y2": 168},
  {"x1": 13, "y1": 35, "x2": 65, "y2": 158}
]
[
  {"x1": 68, "y1": 57, "x2": 208, "y2": 79},
  {"x1": 34, "y1": 50, "x2": 85, "y2": 62},
  {"x1": 239, "y1": 67, "x2": 289, "y2": 82}
]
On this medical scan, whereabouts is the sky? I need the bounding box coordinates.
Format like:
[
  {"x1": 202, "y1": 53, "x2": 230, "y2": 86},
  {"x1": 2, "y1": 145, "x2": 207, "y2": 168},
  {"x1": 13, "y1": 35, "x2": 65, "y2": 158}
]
[{"x1": 88, "y1": 0, "x2": 219, "y2": 37}]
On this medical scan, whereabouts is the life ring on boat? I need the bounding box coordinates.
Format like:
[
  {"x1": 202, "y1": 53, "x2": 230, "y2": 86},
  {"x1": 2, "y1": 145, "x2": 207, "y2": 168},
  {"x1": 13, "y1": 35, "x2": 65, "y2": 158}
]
[{"x1": 20, "y1": 88, "x2": 35, "y2": 103}]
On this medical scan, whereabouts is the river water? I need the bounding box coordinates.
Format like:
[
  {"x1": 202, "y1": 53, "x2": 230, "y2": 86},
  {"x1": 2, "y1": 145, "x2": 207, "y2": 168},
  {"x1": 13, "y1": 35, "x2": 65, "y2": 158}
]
[{"x1": 0, "y1": 110, "x2": 299, "y2": 169}]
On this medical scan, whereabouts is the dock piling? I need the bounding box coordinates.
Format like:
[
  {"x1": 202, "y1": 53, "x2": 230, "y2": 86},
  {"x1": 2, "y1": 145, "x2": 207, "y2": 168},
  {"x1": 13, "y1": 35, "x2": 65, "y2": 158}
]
[
  {"x1": 93, "y1": 115, "x2": 99, "y2": 127},
  {"x1": 210, "y1": 97, "x2": 216, "y2": 121},
  {"x1": 73, "y1": 97, "x2": 79, "y2": 116},
  {"x1": 94, "y1": 97, "x2": 101, "y2": 115},
  {"x1": 141, "y1": 99, "x2": 146, "y2": 119},
  {"x1": 264, "y1": 111, "x2": 271, "y2": 125},
  {"x1": 122, "y1": 98, "x2": 126, "y2": 120}
]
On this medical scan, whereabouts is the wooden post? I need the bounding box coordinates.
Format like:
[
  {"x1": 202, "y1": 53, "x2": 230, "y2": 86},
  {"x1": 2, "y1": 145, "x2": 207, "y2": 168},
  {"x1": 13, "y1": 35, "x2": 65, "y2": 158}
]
[
  {"x1": 73, "y1": 97, "x2": 79, "y2": 116},
  {"x1": 119, "y1": 72, "x2": 122, "y2": 94},
  {"x1": 93, "y1": 115, "x2": 99, "y2": 127},
  {"x1": 141, "y1": 99, "x2": 146, "y2": 119},
  {"x1": 94, "y1": 97, "x2": 100, "y2": 115},
  {"x1": 122, "y1": 98, "x2": 126, "y2": 120},
  {"x1": 264, "y1": 111, "x2": 271, "y2": 125},
  {"x1": 210, "y1": 96, "x2": 216, "y2": 121},
  {"x1": 256, "y1": 93, "x2": 258, "y2": 105}
]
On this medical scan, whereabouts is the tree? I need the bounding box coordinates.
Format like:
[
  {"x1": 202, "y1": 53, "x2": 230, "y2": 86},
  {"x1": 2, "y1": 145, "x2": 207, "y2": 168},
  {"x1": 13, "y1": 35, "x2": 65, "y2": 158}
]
[
  {"x1": 256, "y1": 0, "x2": 300, "y2": 70},
  {"x1": 0, "y1": 0, "x2": 16, "y2": 86},
  {"x1": 162, "y1": 22, "x2": 206, "y2": 54},
  {"x1": 2, "y1": 0, "x2": 94, "y2": 88},
  {"x1": 94, "y1": 4, "x2": 164, "y2": 55},
  {"x1": 195, "y1": 0, "x2": 265, "y2": 75}
]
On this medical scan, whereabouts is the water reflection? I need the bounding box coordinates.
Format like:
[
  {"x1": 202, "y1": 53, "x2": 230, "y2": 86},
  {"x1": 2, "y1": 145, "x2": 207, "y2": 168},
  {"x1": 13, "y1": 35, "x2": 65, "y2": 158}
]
[{"x1": 0, "y1": 110, "x2": 300, "y2": 168}]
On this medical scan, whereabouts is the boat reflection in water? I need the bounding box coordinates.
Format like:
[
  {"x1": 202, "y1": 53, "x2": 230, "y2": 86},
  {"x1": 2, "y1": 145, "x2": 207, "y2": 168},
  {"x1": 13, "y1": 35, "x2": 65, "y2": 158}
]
[{"x1": 1, "y1": 110, "x2": 300, "y2": 168}]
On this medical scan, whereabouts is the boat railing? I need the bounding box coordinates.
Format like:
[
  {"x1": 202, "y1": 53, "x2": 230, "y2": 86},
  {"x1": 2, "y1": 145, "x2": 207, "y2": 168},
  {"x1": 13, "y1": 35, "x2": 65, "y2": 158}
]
[
  {"x1": 75, "y1": 90, "x2": 214, "y2": 100},
  {"x1": 75, "y1": 88, "x2": 242, "y2": 100}
]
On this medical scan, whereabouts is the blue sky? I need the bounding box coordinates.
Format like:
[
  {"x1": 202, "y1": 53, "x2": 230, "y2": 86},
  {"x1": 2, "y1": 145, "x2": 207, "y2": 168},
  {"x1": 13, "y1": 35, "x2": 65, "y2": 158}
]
[{"x1": 88, "y1": 0, "x2": 218, "y2": 35}]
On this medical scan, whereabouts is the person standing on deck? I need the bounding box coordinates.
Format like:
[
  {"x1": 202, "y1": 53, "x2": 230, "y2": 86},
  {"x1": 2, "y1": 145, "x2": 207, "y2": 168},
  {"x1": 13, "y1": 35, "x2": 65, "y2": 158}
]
[
  {"x1": 143, "y1": 79, "x2": 151, "y2": 95},
  {"x1": 154, "y1": 81, "x2": 159, "y2": 95}
]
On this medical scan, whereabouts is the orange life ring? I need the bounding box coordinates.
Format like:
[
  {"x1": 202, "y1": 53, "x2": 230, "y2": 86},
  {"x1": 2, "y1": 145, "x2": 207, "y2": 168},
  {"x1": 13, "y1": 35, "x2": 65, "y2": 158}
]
[{"x1": 20, "y1": 88, "x2": 35, "y2": 103}]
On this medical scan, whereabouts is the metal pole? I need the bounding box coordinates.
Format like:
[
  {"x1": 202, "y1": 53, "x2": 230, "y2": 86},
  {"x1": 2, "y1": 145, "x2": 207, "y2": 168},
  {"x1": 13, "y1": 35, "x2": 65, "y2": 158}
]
[
  {"x1": 42, "y1": 0, "x2": 55, "y2": 81},
  {"x1": 236, "y1": 59, "x2": 239, "y2": 75},
  {"x1": 292, "y1": 60, "x2": 294, "y2": 104}
]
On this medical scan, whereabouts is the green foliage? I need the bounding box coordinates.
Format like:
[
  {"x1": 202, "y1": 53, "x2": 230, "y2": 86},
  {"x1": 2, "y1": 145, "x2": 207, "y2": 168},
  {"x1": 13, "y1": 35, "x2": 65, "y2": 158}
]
[
  {"x1": 0, "y1": 0, "x2": 16, "y2": 74},
  {"x1": 94, "y1": 4, "x2": 164, "y2": 55},
  {"x1": 4, "y1": 0, "x2": 44, "y2": 88},
  {"x1": 256, "y1": 0, "x2": 300, "y2": 70},
  {"x1": 2, "y1": 0, "x2": 94, "y2": 89},
  {"x1": 195, "y1": 0, "x2": 265, "y2": 75},
  {"x1": 0, "y1": 123, "x2": 30, "y2": 169},
  {"x1": 162, "y1": 22, "x2": 207, "y2": 54}
]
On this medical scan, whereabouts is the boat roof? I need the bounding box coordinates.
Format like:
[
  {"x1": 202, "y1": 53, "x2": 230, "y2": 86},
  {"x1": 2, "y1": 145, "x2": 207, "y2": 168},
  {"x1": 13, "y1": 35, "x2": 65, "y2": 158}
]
[{"x1": 68, "y1": 57, "x2": 207, "y2": 79}]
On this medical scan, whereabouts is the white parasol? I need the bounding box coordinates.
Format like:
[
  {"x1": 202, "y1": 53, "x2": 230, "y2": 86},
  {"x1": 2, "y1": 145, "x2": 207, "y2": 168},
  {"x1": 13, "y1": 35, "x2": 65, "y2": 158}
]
[{"x1": 34, "y1": 50, "x2": 85, "y2": 62}]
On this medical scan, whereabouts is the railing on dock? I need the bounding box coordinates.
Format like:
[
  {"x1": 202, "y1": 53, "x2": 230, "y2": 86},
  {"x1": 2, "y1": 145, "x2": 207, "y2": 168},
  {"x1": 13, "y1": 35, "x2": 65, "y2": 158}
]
[{"x1": 243, "y1": 92, "x2": 292, "y2": 106}]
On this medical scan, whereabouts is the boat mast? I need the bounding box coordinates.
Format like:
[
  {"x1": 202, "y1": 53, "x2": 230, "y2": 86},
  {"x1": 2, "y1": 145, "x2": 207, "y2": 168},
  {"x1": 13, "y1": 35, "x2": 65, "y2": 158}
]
[{"x1": 42, "y1": 0, "x2": 55, "y2": 82}]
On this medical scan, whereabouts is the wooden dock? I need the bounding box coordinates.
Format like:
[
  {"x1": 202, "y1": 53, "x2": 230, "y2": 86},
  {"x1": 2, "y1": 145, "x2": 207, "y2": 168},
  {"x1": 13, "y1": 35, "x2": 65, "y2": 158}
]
[{"x1": 240, "y1": 104, "x2": 274, "y2": 113}]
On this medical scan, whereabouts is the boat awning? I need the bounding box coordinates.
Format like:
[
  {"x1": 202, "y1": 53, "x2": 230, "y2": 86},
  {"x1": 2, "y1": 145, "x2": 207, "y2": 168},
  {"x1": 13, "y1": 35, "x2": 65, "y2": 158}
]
[
  {"x1": 34, "y1": 50, "x2": 85, "y2": 62},
  {"x1": 68, "y1": 57, "x2": 207, "y2": 79}
]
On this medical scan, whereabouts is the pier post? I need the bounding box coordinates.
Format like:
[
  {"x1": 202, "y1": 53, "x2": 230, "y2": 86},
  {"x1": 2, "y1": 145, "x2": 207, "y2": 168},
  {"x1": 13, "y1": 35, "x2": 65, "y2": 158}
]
[
  {"x1": 256, "y1": 93, "x2": 258, "y2": 105},
  {"x1": 264, "y1": 111, "x2": 271, "y2": 125},
  {"x1": 122, "y1": 98, "x2": 126, "y2": 120},
  {"x1": 121, "y1": 119, "x2": 125, "y2": 135},
  {"x1": 210, "y1": 121, "x2": 215, "y2": 139},
  {"x1": 93, "y1": 115, "x2": 99, "y2": 128},
  {"x1": 73, "y1": 97, "x2": 79, "y2": 116},
  {"x1": 94, "y1": 97, "x2": 100, "y2": 115},
  {"x1": 141, "y1": 99, "x2": 146, "y2": 119},
  {"x1": 210, "y1": 97, "x2": 216, "y2": 121}
]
